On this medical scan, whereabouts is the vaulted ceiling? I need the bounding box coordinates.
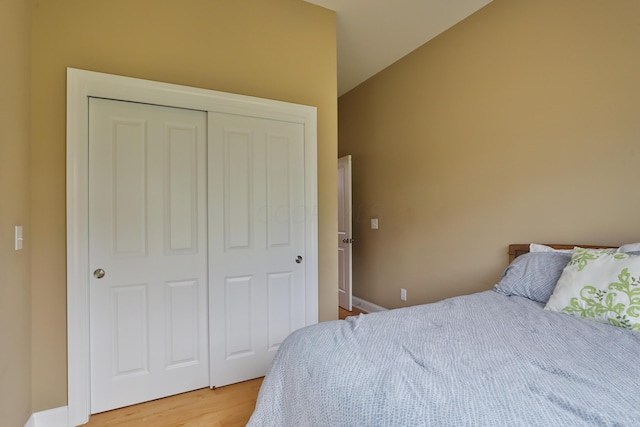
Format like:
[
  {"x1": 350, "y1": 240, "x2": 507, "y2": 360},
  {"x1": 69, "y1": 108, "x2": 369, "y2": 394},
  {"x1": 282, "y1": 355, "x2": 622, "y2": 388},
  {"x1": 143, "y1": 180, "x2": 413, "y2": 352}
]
[{"x1": 304, "y1": 0, "x2": 493, "y2": 96}]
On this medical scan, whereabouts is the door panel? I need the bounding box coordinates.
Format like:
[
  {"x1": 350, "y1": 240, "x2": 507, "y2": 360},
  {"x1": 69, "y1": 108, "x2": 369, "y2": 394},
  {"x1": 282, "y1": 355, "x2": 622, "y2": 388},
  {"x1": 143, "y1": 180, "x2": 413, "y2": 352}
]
[
  {"x1": 225, "y1": 130, "x2": 252, "y2": 249},
  {"x1": 267, "y1": 272, "x2": 293, "y2": 349},
  {"x1": 89, "y1": 98, "x2": 208, "y2": 414},
  {"x1": 208, "y1": 112, "x2": 306, "y2": 387},
  {"x1": 165, "y1": 279, "x2": 201, "y2": 367},
  {"x1": 166, "y1": 126, "x2": 199, "y2": 253},
  {"x1": 112, "y1": 118, "x2": 147, "y2": 256},
  {"x1": 224, "y1": 275, "x2": 253, "y2": 358},
  {"x1": 112, "y1": 284, "x2": 148, "y2": 376}
]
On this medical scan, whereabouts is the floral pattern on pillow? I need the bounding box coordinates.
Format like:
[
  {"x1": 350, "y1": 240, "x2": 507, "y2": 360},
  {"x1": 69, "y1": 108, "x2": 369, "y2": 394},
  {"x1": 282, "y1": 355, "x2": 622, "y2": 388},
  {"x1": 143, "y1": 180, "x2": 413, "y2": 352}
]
[
  {"x1": 562, "y1": 267, "x2": 640, "y2": 330},
  {"x1": 545, "y1": 248, "x2": 640, "y2": 331},
  {"x1": 568, "y1": 247, "x2": 626, "y2": 271}
]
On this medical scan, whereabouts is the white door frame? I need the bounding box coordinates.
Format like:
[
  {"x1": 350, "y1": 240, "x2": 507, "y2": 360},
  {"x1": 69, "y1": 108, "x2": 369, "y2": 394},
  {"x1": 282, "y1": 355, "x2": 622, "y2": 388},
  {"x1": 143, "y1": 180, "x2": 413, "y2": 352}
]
[
  {"x1": 337, "y1": 155, "x2": 352, "y2": 310},
  {"x1": 66, "y1": 68, "x2": 318, "y2": 426}
]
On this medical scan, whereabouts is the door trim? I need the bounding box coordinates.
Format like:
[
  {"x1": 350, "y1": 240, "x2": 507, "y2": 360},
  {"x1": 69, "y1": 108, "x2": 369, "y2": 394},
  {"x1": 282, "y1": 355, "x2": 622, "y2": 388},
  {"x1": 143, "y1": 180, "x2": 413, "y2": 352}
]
[
  {"x1": 337, "y1": 155, "x2": 352, "y2": 311},
  {"x1": 66, "y1": 68, "x2": 318, "y2": 426}
]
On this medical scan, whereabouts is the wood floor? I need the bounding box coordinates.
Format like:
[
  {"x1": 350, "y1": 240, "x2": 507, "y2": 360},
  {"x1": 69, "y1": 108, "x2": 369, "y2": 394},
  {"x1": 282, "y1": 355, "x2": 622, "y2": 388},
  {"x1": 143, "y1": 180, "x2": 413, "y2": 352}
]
[
  {"x1": 85, "y1": 378, "x2": 262, "y2": 427},
  {"x1": 81, "y1": 378, "x2": 263, "y2": 427},
  {"x1": 339, "y1": 305, "x2": 366, "y2": 319},
  {"x1": 82, "y1": 306, "x2": 366, "y2": 426}
]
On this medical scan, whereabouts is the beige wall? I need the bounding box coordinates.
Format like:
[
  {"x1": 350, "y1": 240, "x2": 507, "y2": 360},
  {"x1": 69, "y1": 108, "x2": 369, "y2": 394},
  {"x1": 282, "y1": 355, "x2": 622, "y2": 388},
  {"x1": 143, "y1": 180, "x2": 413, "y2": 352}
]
[
  {"x1": 31, "y1": 0, "x2": 337, "y2": 412},
  {"x1": 339, "y1": 0, "x2": 640, "y2": 309},
  {"x1": 0, "y1": 0, "x2": 32, "y2": 424}
]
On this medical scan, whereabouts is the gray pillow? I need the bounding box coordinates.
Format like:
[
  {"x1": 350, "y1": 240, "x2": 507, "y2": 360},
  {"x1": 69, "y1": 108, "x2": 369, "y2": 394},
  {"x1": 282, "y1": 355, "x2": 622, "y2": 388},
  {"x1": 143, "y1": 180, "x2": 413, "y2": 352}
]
[{"x1": 493, "y1": 252, "x2": 572, "y2": 303}]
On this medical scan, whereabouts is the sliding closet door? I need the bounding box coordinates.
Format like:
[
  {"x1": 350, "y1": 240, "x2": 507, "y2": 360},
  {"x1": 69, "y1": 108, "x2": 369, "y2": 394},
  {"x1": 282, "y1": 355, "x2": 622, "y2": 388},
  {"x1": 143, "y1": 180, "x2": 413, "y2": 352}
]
[
  {"x1": 88, "y1": 98, "x2": 209, "y2": 413},
  {"x1": 208, "y1": 112, "x2": 307, "y2": 386}
]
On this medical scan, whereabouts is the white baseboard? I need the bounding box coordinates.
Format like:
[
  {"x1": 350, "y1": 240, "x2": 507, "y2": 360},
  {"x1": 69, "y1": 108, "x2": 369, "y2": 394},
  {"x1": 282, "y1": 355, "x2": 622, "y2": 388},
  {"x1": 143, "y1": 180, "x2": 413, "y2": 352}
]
[
  {"x1": 24, "y1": 407, "x2": 68, "y2": 427},
  {"x1": 352, "y1": 296, "x2": 388, "y2": 313}
]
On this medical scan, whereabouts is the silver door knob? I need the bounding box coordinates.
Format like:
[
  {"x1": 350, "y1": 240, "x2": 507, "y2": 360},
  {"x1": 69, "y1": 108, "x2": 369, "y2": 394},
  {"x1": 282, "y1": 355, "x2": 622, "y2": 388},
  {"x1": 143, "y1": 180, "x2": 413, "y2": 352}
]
[
  {"x1": 295, "y1": 256, "x2": 303, "y2": 264},
  {"x1": 94, "y1": 268, "x2": 106, "y2": 279}
]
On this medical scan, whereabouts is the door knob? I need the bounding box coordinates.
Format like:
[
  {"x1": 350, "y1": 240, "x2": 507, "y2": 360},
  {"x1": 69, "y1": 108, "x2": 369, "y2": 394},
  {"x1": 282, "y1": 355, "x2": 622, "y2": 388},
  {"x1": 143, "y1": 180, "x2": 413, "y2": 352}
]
[
  {"x1": 295, "y1": 256, "x2": 303, "y2": 264},
  {"x1": 342, "y1": 238, "x2": 348, "y2": 243},
  {"x1": 94, "y1": 268, "x2": 106, "y2": 279}
]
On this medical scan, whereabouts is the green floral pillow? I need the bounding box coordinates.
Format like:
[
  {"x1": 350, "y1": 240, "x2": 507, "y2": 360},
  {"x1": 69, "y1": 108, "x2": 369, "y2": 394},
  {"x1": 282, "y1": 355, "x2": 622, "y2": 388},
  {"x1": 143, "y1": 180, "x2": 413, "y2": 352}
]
[{"x1": 544, "y1": 247, "x2": 640, "y2": 331}]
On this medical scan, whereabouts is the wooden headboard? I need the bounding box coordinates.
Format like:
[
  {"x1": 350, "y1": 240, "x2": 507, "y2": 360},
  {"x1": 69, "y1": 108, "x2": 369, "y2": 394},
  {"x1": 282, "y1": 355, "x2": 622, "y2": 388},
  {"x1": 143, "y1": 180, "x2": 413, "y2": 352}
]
[{"x1": 508, "y1": 244, "x2": 615, "y2": 264}]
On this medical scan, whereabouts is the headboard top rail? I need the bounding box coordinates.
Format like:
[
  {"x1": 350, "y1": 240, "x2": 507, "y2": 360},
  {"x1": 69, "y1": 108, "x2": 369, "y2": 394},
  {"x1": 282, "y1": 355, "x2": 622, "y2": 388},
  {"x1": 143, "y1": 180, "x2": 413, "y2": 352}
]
[{"x1": 508, "y1": 244, "x2": 616, "y2": 264}]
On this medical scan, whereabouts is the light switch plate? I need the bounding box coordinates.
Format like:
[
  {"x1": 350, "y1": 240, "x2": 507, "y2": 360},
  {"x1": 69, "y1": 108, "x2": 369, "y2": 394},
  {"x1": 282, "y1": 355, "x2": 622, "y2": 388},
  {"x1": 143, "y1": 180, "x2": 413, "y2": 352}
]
[
  {"x1": 371, "y1": 218, "x2": 379, "y2": 229},
  {"x1": 15, "y1": 225, "x2": 23, "y2": 250}
]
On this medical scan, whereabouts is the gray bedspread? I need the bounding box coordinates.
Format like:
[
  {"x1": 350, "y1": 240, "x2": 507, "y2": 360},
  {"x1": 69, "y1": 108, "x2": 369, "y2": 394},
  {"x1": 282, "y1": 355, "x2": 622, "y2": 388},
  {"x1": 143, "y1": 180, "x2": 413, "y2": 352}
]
[{"x1": 248, "y1": 290, "x2": 640, "y2": 426}]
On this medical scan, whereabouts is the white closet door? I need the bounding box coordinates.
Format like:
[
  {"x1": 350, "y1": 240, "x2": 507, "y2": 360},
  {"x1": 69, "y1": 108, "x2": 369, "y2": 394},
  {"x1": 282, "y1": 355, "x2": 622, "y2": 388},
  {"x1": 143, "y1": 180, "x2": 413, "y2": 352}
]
[
  {"x1": 89, "y1": 98, "x2": 208, "y2": 413},
  {"x1": 208, "y1": 112, "x2": 307, "y2": 387}
]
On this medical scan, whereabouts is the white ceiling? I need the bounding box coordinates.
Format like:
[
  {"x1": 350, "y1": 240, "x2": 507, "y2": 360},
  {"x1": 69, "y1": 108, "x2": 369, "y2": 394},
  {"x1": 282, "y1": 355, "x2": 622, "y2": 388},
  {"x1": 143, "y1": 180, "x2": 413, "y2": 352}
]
[{"x1": 304, "y1": 0, "x2": 493, "y2": 96}]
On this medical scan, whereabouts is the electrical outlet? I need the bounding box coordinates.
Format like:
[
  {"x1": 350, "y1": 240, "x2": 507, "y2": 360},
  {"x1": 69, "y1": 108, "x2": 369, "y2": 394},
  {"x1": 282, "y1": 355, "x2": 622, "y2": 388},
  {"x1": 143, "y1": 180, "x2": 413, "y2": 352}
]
[{"x1": 400, "y1": 288, "x2": 407, "y2": 301}]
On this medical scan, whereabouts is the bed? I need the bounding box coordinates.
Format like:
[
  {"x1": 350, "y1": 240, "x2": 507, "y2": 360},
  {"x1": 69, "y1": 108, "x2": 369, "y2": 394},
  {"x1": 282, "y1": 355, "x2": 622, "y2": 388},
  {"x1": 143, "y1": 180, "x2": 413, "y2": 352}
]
[{"x1": 248, "y1": 244, "x2": 640, "y2": 426}]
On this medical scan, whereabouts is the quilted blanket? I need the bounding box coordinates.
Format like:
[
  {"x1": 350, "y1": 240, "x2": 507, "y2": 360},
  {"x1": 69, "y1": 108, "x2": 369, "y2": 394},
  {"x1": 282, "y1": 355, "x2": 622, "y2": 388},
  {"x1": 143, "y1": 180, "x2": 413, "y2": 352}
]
[{"x1": 248, "y1": 291, "x2": 640, "y2": 426}]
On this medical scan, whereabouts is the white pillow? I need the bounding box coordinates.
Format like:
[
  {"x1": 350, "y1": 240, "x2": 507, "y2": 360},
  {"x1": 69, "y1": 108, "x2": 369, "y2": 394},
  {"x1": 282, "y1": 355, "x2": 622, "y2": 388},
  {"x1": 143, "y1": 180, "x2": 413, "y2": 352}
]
[
  {"x1": 617, "y1": 242, "x2": 640, "y2": 253},
  {"x1": 529, "y1": 243, "x2": 572, "y2": 253},
  {"x1": 545, "y1": 247, "x2": 640, "y2": 331}
]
